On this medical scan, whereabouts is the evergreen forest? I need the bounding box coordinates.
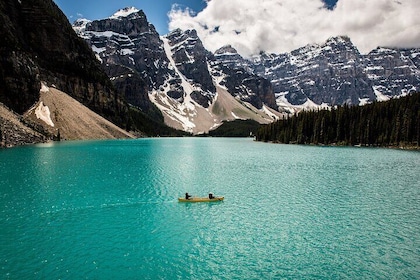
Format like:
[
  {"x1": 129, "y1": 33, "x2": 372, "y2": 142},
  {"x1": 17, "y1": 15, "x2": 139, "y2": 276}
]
[
  {"x1": 206, "y1": 119, "x2": 260, "y2": 137},
  {"x1": 256, "y1": 92, "x2": 420, "y2": 148}
]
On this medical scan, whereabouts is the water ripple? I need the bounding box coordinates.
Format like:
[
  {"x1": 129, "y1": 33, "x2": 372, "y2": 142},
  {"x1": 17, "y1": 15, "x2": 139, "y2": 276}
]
[{"x1": 1, "y1": 139, "x2": 419, "y2": 279}]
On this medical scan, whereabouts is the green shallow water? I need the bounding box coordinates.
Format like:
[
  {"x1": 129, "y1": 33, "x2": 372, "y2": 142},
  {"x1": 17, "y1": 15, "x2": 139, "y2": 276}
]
[{"x1": 1, "y1": 138, "x2": 419, "y2": 279}]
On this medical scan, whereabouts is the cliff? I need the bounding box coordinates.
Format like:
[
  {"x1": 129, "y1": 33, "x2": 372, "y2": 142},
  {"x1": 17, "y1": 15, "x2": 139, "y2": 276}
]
[{"x1": 0, "y1": 0, "x2": 134, "y2": 147}]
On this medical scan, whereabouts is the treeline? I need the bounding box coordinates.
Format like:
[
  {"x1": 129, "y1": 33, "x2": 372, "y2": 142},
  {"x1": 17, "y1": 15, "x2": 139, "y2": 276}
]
[
  {"x1": 256, "y1": 92, "x2": 420, "y2": 148},
  {"x1": 206, "y1": 119, "x2": 260, "y2": 137},
  {"x1": 127, "y1": 107, "x2": 190, "y2": 137}
]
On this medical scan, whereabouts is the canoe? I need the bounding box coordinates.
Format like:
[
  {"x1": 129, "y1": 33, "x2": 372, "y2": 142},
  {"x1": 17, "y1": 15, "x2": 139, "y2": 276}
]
[{"x1": 178, "y1": 196, "x2": 224, "y2": 202}]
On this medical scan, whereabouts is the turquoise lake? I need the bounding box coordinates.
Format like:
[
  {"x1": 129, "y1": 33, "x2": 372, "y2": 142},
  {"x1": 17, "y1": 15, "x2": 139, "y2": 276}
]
[{"x1": 1, "y1": 138, "x2": 419, "y2": 279}]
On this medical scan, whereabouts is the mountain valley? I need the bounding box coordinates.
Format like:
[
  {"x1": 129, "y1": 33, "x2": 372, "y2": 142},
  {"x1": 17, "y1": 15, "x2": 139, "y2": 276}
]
[{"x1": 1, "y1": 1, "x2": 419, "y2": 146}]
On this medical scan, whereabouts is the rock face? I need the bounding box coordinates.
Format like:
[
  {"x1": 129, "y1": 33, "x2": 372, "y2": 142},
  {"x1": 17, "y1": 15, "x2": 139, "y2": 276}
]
[
  {"x1": 0, "y1": 0, "x2": 127, "y2": 125},
  {"x1": 363, "y1": 48, "x2": 420, "y2": 97},
  {"x1": 74, "y1": 8, "x2": 170, "y2": 120},
  {"x1": 211, "y1": 45, "x2": 277, "y2": 109},
  {"x1": 0, "y1": 103, "x2": 46, "y2": 147},
  {"x1": 162, "y1": 29, "x2": 277, "y2": 111},
  {"x1": 165, "y1": 29, "x2": 215, "y2": 108},
  {"x1": 252, "y1": 37, "x2": 374, "y2": 106},
  {"x1": 252, "y1": 36, "x2": 420, "y2": 107},
  {"x1": 75, "y1": 9, "x2": 280, "y2": 133},
  {"x1": 0, "y1": 0, "x2": 133, "y2": 147}
]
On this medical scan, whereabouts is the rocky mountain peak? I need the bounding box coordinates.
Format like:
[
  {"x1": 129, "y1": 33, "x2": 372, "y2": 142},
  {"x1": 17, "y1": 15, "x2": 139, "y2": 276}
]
[
  {"x1": 252, "y1": 35, "x2": 419, "y2": 108},
  {"x1": 253, "y1": 36, "x2": 373, "y2": 106},
  {"x1": 325, "y1": 35, "x2": 353, "y2": 46},
  {"x1": 85, "y1": 8, "x2": 152, "y2": 37},
  {"x1": 213, "y1": 45, "x2": 251, "y2": 71},
  {"x1": 166, "y1": 29, "x2": 200, "y2": 48},
  {"x1": 215, "y1": 45, "x2": 238, "y2": 55},
  {"x1": 364, "y1": 46, "x2": 420, "y2": 97},
  {"x1": 165, "y1": 28, "x2": 216, "y2": 97},
  {"x1": 322, "y1": 35, "x2": 360, "y2": 61},
  {"x1": 73, "y1": 6, "x2": 172, "y2": 121},
  {"x1": 72, "y1": 18, "x2": 91, "y2": 34},
  {"x1": 289, "y1": 36, "x2": 359, "y2": 66}
]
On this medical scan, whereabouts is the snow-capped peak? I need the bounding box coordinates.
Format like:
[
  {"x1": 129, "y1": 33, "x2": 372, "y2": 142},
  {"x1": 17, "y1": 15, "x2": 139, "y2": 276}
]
[
  {"x1": 325, "y1": 35, "x2": 352, "y2": 45},
  {"x1": 109, "y1": 7, "x2": 140, "y2": 19},
  {"x1": 72, "y1": 18, "x2": 91, "y2": 34}
]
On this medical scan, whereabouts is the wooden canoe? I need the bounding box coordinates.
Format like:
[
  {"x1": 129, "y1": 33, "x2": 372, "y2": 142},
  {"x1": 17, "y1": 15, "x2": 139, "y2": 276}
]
[{"x1": 178, "y1": 196, "x2": 224, "y2": 202}]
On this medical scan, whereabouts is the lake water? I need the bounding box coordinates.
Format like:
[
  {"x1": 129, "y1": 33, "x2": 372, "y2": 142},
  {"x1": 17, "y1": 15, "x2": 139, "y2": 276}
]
[{"x1": 1, "y1": 138, "x2": 419, "y2": 279}]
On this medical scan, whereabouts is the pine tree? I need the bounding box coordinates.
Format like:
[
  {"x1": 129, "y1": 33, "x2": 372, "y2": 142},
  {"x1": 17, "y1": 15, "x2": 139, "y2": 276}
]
[{"x1": 256, "y1": 92, "x2": 419, "y2": 148}]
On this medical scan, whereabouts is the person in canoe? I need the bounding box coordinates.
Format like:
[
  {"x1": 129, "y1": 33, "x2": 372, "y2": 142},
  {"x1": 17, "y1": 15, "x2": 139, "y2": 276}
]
[
  {"x1": 185, "y1": 192, "x2": 192, "y2": 200},
  {"x1": 209, "y1": 193, "x2": 214, "y2": 199}
]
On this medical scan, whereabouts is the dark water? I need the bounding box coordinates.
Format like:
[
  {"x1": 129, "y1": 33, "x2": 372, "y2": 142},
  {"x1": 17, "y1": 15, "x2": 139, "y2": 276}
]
[{"x1": 1, "y1": 138, "x2": 419, "y2": 279}]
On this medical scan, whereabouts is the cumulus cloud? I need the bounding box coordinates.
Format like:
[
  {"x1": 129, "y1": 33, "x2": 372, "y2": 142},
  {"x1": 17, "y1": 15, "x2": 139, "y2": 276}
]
[{"x1": 168, "y1": 0, "x2": 420, "y2": 57}]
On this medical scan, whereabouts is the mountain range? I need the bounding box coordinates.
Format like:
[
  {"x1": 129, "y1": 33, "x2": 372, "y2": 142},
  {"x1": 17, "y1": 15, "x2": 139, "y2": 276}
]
[
  {"x1": 0, "y1": 2, "x2": 419, "y2": 146},
  {"x1": 74, "y1": 7, "x2": 420, "y2": 134},
  {"x1": 74, "y1": 8, "x2": 280, "y2": 134}
]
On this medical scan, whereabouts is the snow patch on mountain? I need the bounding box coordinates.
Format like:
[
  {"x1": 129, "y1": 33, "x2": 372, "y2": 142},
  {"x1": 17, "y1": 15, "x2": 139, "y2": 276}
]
[
  {"x1": 40, "y1": 82, "x2": 49, "y2": 93},
  {"x1": 275, "y1": 92, "x2": 331, "y2": 114},
  {"x1": 261, "y1": 105, "x2": 281, "y2": 120},
  {"x1": 162, "y1": 37, "x2": 198, "y2": 96},
  {"x1": 92, "y1": 45, "x2": 106, "y2": 54},
  {"x1": 373, "y1": 86, "x2": 390, "y2": 102},
  {"x1": 148, "y1": 37, "x2": 205, "y2": 132},
  {"x1": 33, "y1": 83, "x2": 55, "y2": 127},
  {"x1": 358, "y1": 98, "x2": 370, "y2": 106},
  {"x1": 35, "y1": 102, "x2": 54, "y2": 127},
  {"x1": 110, "y1": 7, "x2": 140, "y2": 19},
  {"x1": 72, "y1": 18, "x2": 91, "y2": 34}
]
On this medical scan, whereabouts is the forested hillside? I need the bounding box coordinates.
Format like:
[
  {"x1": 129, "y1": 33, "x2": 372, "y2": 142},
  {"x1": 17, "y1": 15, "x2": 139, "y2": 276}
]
[
  {"x1": 256, "y1": 93, "x2": 420, "y2": 148},
  {"x1": 207, "y1": 119, "x2": 260, "y2": 137}
]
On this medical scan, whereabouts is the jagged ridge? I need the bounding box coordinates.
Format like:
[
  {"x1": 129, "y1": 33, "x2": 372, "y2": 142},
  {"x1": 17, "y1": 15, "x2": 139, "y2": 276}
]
[
  {"x1": 73, "y1": 7, "x2": 420, "y2": 133},
  {"x1": 75, "y1": 10, "x2": 280, "y2": 134}
]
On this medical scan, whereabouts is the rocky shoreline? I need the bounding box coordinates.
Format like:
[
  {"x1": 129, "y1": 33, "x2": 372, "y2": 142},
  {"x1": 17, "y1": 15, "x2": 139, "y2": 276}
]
[{"x1": 0, "y1": 103, "x2": 47, "y2": 148}]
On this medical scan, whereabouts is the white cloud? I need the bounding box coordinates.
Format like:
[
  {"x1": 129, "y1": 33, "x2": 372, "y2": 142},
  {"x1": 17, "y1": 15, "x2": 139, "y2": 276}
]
[{"x1": 168, "y1": 0, "x2": 420, "y2": 57}]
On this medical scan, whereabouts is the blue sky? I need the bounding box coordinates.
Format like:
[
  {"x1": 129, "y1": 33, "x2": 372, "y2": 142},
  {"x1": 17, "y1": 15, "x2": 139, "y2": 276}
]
[{"x1": 54, "y1": 0, "x2": 208, "y2": 34}]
